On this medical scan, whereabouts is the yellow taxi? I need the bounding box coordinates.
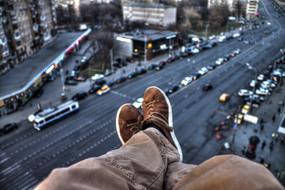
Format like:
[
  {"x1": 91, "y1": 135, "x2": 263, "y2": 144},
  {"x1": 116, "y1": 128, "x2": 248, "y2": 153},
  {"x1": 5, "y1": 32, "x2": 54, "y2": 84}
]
[
  {"x1": 97, "y1": 85, "x2": 110, "y2": 95},
  {"x1": 219, "y1": 93, "x2": 230, "y2": 103}
]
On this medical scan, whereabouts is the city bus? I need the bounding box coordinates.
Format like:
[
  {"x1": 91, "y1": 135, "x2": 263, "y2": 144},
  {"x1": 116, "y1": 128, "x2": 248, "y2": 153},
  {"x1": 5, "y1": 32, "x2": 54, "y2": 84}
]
[{"x1": 28, "y1": 101, "x2": 79, "y2": 130}]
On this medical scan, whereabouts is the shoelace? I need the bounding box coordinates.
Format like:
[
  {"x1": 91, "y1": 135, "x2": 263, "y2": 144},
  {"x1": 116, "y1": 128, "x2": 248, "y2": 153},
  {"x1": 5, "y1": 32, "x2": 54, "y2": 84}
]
[
  {"x1": 126, "y1": 120, "x2": 142, "y2": 135},
  {"x1": 143, "y1": 100, "x2": 172, "y2": 132}
]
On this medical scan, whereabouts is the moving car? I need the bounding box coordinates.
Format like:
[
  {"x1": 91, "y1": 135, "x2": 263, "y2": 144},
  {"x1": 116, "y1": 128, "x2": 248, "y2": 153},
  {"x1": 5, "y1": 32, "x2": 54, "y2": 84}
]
[
  {"x1": 0, "y1": 123, "x2": 18, "y2": 136},
  {"x1": 219, "y1": 93, "x2": 231, "y2": 103},
  {"x1": 97, "y1": 85, "x2": 110, "y2": 95},
  {"x1": 202, "y1": 83, "x2": 213, "y2": 91}
]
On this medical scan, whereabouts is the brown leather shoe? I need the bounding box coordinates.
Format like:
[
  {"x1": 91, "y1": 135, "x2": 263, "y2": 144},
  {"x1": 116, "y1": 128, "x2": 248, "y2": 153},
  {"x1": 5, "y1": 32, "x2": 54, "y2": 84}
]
[
  {"x1": 142, "y1": 86, "x2": 183, "y2": 161},
  {"x1": 116, "y1": 104, "x2": 143, "y2": 145}
]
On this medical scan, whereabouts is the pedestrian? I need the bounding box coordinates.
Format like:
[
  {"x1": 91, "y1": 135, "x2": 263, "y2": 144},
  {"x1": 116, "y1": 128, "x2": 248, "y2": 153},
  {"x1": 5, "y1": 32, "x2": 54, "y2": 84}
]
[
  {"x1": 259, "y1": 157, "x2": 265, "y2": 164},
  {"x1": 272, "y1": 114, "x2": 276, "y2": 122},
  {"x1": 260, "y1": 118, "x2": 264, "y2": 125},
  {"x1": 277, "y1": 107, "x2": 281, "y2": 114},
  {"x1": 35, "y1": 86, "x2": 285, "y2": 190},
  {"x1": 261, "y1": 141, "x2": 266, "y2": 150},
  {"x1": 260, "y1": 124, "x2": 264, "y2": 132},
  {"x1": 269, "y1": 141, "x2": 274, "y2": 151}
]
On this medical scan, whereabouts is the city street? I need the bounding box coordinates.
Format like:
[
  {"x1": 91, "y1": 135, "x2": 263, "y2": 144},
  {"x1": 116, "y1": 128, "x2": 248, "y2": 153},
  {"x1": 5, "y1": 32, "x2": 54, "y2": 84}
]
[{"x1": 0, "y1": 0, "x2": 285, "y2": 189}]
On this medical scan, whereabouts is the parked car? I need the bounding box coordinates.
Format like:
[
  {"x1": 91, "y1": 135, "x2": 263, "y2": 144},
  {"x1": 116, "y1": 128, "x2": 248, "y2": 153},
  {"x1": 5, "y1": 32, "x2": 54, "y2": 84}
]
[
  {"x1": 215, "y1": 58, "x2": 224, "y2": 66},
  {"x1": 166, "y1": 85, "x2": 180, "y2": 96},
  {"x1": 65, "y1": 79, "x2": 77, "y2": 86},
  {"x1": 127, "y1": 72, "x2": 138, "y2": 79},
  {"x1": 238, "y1": 89, "x2": 253, "y2": 97},
  {"x1": 137, "y1": 68, "x2": 147, "y2": 75},
  {"x1": 73, "y1": 76, "x2": 87, "y2": 82},
  {"x1": 115, "y1": 76, "x2": 127, "y2": 84},
  {"x1": 180, "y1": 76, "x2": 193, "y2": 86},
  {"x1": 166, "y1": 56, "x2": 176, "y2": 63},
  {"x1": 0, "y1": 123, "x2": 18, "y2": 136},
  {"x1": 88, "y1": 85, "x2": 101, "y2": 94},
  {"x1": 132, "y1": 97, "x2": 144, "y2": 108},
  {"x1": 207, "y1": 65, "x2": 215, "y2": 71},
  {"x1": 72, "y1": 92, "x2": 88, "y2": 101},
  {"x1": 91, "y1": 74, "x2": 104, "y2": 81},
  {"x1": 255, "y1": 88, "x2": 270, "y2": 96},
  {"x1": 257, "y1": 74, "x2": 265, "y2": 81},
  {"x1": 198, "y1": 67, "x2": 209, "y2": 75},
  {"x1": 97, "y1": 85, "x2": 110, "y2": 95},
  {"x1": 202, "y1": 83, "x2": 213, "y2": 91},
  {"x1": 249, "y1": 80, "x2": 258, "y2": 88}
]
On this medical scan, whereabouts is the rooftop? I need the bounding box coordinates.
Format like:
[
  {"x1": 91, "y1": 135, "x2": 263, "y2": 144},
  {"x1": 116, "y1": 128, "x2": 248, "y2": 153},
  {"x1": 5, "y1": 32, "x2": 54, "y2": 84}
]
[
  {"x1": 123, "y1": 2, "x2": 174, "y2": 9},
  {"x1": 0, "y1": 31, "x2": 86, "y2": 99},
  {"x1": 118, "y1": 29, "x2": 177, "y2": 42}
]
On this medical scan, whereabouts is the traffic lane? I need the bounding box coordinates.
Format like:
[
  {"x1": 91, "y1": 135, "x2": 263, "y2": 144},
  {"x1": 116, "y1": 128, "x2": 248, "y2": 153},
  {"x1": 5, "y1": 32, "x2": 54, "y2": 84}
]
[{"x1": 0, "y1": 93, "x2": 125, "y2": 175}]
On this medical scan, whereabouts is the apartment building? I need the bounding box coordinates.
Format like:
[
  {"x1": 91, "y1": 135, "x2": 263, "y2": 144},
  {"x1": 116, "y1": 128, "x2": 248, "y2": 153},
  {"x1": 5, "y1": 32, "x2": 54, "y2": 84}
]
[
  {"x1": 246, "y1": 0, "x2": 259, "y2": 19},
  {"x1": 122, "y1": 2, "x2": 177, "y2": 27},
  {"x1": 0, "y1": 0, "x2": 56, "y2": 74},
  {"x1": 0, "y1": 6, "x2": 10, "y2": 74}
]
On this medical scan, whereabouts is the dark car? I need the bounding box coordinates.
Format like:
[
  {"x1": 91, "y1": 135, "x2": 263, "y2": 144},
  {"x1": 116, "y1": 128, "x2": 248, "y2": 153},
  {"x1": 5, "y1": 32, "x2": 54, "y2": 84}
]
[
  {"x1": 166, "y1": 85, "x2": 180, "y2": 96},
  {"x1": 166, "y1": 56, "x2": 176, "y2": 63},
  {"x1": 88, "y1": 85, "x2": 101, "y2": 94},
  {"x1": 137, "y1": 68, "x2": 147, "y2": 75},
  {"x1": 72, "y1": 92, "x2": 88, "y2": 101},
  {"x1": 207, "y1": 65, "x2": 215, "y2": 71},
  {"x1": 0, "y1": 123, "x2": 18, "y2": 136},
  {"x1": 65, "y1": 79, "x2": 78, "y2": 86},
  {"x1": 147, "y1": 64, "x2": 156, "y2": 70},
  {"x1": 116, "y1": 76, "x2": 127, "y2": 84},
  {"x1": 127, "y1": 72, "x2": 138, "y2": 79},
  {"x1": 192, "y1": 73, "x2": 201, "y2": 80},
  {"x1": 202, "y1": 83, "x2": 213, "y2": 91},
  {"x1": 94, "y1": 78, "x2": 106, "y2": 86}
]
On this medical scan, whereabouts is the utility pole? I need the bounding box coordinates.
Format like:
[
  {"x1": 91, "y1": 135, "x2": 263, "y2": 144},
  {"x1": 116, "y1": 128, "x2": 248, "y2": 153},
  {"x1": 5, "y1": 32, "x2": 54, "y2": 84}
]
[
  {"x1": 144, "y1": 35, "x2": 147, "y2": 64},
  {"x1": 110, "y1": 48, "x2": 114, "y2": 72},
  {"x1": 205, "y1": 22, "x2": 209, "y2": 39}
]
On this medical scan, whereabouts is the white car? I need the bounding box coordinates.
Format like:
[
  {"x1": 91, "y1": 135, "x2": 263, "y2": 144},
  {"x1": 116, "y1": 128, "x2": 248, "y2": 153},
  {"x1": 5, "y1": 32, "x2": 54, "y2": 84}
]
[
  {"x1": 249, "y1": 80, "x2": 258, "y2": 88},
  {"x1": 257, "y1": 74, "x2": 265, "y2": 81},
  {"x1": 190, "y1": 47, "x2": 200, "y2": 54},
  {"x1": 198, "y1": 67, "x2": 209, "y2": 75},
  {"x1": 132, "y1": 98, "x2": 143, "y2": 109},
  {"x1": 233, "y1": 33, "x2": 241, "y2": 38},
  {"x1": 180, "y1": 76, "x2": 193, "y2": 86},
  {"x1": 234, "y1": 49, "x2": 241, "y2": 55},
  {"x1": 218, "y1": 35, "x2": 226, "y2": 42},
  {"x1": 91, "y1": 74, "x2": 104, "y2": 81},
  {"x1": 238, "y1": 89, "x2": 253, "y2": 97},
  {"x1": 256, "y1": 88, "x2": 270, "y2": 96},
  {"x1": 215, "y1": 58, "x2": 224, "y2": 65},
  {"x1": 261, "y1": 80, "x2": 276, "y2": 88}
]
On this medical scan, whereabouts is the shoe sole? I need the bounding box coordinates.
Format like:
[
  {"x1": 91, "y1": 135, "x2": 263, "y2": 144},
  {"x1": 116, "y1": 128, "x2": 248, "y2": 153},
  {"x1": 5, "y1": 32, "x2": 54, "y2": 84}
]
[
  {"x1": 145, "y1": 86, "x2": 183, "y2": 162},
  {"x1": 116, "y1": 103, "x2": 132, "y2": 145}
]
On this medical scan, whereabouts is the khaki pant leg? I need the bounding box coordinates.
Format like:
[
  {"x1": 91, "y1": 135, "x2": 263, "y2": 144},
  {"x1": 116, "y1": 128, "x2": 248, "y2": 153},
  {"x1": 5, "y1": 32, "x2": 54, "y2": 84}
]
[{"x1": 35, "y1": 128, "x2": 180, "y2": 190}]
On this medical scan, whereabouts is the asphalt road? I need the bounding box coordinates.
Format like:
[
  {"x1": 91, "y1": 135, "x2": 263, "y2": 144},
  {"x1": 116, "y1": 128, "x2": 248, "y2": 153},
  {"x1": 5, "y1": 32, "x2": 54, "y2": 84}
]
[{"x1": 1, "y1": 0, "x2": 285, "y2": 189}]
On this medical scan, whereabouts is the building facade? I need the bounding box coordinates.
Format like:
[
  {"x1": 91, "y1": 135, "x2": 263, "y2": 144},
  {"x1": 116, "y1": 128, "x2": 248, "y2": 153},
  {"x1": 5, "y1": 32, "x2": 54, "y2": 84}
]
[
  {"x1": 0, "y1": 0, "x2": 56, "y2": 75},
  {"x1": 208, "y1": 0, "x2": 235, "y2": 11},
  {"x1": 246, "y1": 0, "x2": 259, "y2": 19},
  {"x1": 122, "y1": 2, "x2": 177, "y2": 27}
]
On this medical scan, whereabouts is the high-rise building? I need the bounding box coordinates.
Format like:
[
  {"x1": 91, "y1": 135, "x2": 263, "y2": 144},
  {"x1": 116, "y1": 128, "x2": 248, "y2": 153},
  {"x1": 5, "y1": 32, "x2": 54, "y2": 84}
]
[
  {"x1": 0, "y1": 0, "x2": 56, "y2": 74},
  {"x1": 246, "y1": 0, "x2": 259, "y2": 19},
  {"x1": 122, "y1": 2, "x2": 177, "y2": 27}
]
